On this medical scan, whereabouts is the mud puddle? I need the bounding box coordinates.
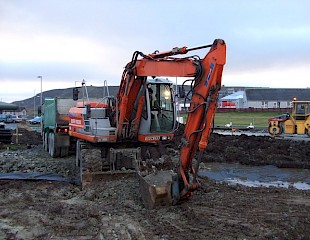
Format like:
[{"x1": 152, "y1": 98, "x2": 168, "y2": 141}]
[
  {"x1": 214, "y1": 130, "x2": 310, "y2": 141},
  {"x1": 199, "y1": 162, "x2": 310, "y2": 190},
  {"x1": 213, "y1": 129, "x2": 269, "y2": 137}
]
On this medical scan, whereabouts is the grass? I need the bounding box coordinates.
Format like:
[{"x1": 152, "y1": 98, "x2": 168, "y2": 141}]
[
  {"x1": 180, "y1": 111, "x2": 286, "y2": 129},
  {"x1": 214, "y1": 112, "x2": 276, "y2": 128}
]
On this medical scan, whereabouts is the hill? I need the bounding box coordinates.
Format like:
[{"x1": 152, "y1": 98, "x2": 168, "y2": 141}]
[
  {"x1": 12, "y1": 85, "x2": 120, "y2": 115},
  {"x1": 12, "y1": 84, "x2": 193, "y2": 116}
]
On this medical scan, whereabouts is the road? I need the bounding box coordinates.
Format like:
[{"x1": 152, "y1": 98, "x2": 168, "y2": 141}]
[{"x1": 4, "y1": 122, "x2": 41, "y2": 132}]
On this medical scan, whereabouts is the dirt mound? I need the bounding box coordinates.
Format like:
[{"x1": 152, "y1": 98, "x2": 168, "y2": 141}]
[
  {"x1": 11, "y1": 128, "x2": 42, "y2": 145},
  {"x1": 156, "y1": 124, "x2": 310, "y2": 169},
  {"x1": 204, "y1": 133, "x2": 310, "y2": 168}
]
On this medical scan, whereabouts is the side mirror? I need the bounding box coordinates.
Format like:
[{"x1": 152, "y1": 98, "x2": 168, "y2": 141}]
[
  {"x1": 73, "y1": 87, "x2": 79, "y2": 100},
  {"x1": 178, "y1": 86, "x2": 185, "y2": 98}
]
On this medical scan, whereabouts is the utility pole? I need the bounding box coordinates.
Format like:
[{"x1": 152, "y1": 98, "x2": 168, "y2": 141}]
[
  {"x1": 33, "y1": 90, "x2": 36, "y2": 117},
  {"x1": 37, "y1": 76, "x2": 43, "y2": 135},
  {"x1": 37, "y1": 76, "x2": 43, "y2": 106}
]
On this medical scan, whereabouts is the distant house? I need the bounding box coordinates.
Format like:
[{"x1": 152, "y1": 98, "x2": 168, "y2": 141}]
[
  {"x1": 3, "y1": 108, "x2": 27, "y2": 117},
  {"x1": 244, "y1": 88, "x2": 310, "y2": 108}
]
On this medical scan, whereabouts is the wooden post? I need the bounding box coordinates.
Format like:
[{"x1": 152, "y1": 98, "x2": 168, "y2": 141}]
[{"x1": 13, "y1": 126, "x2": 22, "y2": 144}]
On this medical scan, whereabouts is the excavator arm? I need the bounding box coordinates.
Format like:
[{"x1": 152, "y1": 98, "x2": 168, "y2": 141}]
[
  {"x1": 119, "y1": 39, "x2": 226, "y2": 208},
  {"x1": 176, "y1": 40, "x2": 226, "y2": 202}
]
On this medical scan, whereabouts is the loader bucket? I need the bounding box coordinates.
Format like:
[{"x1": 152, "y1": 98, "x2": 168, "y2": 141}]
[{"x1": 138, "y1": 170, "x2": 175, "y2": 209}]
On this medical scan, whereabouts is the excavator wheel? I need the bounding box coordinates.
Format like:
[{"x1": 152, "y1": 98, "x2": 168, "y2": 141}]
[{"x1": 268, "y1": 122, "x2": 283, "y2": 136}]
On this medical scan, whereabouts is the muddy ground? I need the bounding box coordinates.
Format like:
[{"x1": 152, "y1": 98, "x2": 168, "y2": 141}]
[{"x1": 0, "y1": 127, "x2": 309, "y2": 239}]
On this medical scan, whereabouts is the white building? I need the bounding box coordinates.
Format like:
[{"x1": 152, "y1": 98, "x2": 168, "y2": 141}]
[{"x1": 244, "y1": 88, "x2": 310, "y2": 108}]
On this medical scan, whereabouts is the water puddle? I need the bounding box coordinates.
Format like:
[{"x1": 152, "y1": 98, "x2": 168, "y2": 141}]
[
  {"x1": 213, "y1": 130, "x2": 310, "y2": 141},
  {"x1": 214, "y1": 130, "x2": 269, "y2": 137},
  {"x1": 199, "y1": 162, "x2": 310, "y2": 190}
]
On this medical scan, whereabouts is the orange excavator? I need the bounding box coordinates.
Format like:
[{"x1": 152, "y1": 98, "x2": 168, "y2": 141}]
[{"x1": 68, "y1": 39, "x2": 226, "y2": 208}]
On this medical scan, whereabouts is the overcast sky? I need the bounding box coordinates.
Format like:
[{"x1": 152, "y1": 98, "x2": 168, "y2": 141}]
[{"x1": 1, "y1": 0, "x2": 310, "y2": 103}]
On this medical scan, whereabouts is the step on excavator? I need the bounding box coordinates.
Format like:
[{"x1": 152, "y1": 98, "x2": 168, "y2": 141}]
[
  {"x1": 68, "y1": 39, "x2": 226, "y2": 208},
  {"x1": 268, "y1": 99, "x2": 310, "y2": 137}
]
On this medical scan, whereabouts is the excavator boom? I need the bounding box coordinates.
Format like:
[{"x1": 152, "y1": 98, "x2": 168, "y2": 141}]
[{"x1": 176, "y1": 40, "x2": 226, "y2": 202}]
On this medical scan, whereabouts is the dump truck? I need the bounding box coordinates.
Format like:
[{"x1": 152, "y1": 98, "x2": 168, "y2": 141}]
[{"x1": 42, "y1": 98, "x2": 77, "y2": 157}]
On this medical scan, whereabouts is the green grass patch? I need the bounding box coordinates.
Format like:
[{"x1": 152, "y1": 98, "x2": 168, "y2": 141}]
[
  {"x1": 214, "y1": 112, "x2": 275, "y2": 128},
  {"x1": 180, "y1": 111, "x2": 287, "y2": 128}
]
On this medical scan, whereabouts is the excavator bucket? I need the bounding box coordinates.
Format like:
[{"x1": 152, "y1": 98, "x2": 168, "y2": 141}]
[{"x1": 137, "y1": 170, "x2": 176, "y2": 209}]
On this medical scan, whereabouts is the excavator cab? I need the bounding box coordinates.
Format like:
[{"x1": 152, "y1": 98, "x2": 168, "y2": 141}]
[{"x1": 137, "y1": 78, "x2": 176, "y2": 136}]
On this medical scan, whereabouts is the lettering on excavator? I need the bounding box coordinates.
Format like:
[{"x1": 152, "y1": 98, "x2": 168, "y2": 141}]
[{"x1": 205, "y1": 63, "x2": 215, "y2": 86}]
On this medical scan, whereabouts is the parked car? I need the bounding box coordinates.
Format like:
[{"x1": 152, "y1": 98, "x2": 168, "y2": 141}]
[
  {"x1": 12, "y1": 115, "x2": 22, "y2": 123},
  {"x1": 0, "y1": 114, "x2": 13, "y2": 123},
  {"x1": 0, "y1": 114, "x2": 6, "y2": 122},
  {"x1": 28, "y1": 116, "x2": 42, "y2": 125}
]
